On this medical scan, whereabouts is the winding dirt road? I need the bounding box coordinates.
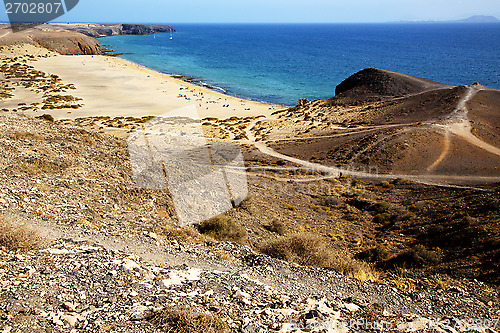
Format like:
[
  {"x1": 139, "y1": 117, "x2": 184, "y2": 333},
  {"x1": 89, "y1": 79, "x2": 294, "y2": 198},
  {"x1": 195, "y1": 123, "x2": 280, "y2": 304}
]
[{"x1": 238, "y1": 86, "x2": 500, "y2": 189}]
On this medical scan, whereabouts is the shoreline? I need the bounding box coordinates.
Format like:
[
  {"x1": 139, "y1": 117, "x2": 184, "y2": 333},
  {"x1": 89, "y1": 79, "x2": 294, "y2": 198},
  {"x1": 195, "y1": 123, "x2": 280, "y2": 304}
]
[
  {"x1": 110, "y1": 54, "x2": 287, "y2": 107},
  {"x1": 97, "y1": 34, "x2": 285, "y2": 107},
  {"x1": 3, "y1": 45, "x2": 285, "y2": 120}
]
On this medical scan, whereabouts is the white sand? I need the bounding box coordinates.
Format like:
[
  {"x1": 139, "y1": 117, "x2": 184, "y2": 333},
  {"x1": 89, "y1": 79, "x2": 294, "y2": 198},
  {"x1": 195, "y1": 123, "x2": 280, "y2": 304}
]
[{"x1": 30, "y1": 54, "x2": 284, "y2": 120}]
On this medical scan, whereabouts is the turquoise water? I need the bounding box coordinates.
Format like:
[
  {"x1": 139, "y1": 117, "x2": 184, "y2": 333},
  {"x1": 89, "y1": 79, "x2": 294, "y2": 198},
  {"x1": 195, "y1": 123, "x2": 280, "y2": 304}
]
[{"x1": 102, "y1": 23, "x2": 500, "y2": 105}]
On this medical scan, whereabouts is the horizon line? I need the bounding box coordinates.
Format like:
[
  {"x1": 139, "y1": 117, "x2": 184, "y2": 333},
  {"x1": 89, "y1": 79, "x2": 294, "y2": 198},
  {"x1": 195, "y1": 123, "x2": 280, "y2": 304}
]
[{"x1": 2, "y1": 21, "x2": 500, "y2": 25}]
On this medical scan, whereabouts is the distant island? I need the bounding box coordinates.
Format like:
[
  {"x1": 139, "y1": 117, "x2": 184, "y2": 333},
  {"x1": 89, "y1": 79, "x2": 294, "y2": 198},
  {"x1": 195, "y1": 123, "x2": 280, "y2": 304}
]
[
  {"x1": 456, "y1": 15, "x2": 500, "y2": 23},
  {"x1": 400, "y1": 15, "x2": 499, "y2": 23}
]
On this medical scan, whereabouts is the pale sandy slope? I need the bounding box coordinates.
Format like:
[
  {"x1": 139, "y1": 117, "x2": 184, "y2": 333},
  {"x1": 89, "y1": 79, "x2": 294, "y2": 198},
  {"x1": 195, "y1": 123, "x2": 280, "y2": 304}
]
[{"x1": 29, "y1": 53, "x2": 283, "y2": 120}]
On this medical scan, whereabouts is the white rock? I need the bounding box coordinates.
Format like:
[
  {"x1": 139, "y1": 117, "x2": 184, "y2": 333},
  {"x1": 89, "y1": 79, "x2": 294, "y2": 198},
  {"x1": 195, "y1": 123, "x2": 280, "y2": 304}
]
[
  {"x1": 279, "y1": 323, "x2": 293, "y2": 333},
  {"x1": 344, "y1": 303, "x2": 360, "y2": 312},
  {"x1": 234, "y1": 290, "x2": 252, "y2": 305},
  {"x1": 203, "y1": 290, "x2": 214, "y2": 297},
  {"x1": 43, "y1": 249, "x2": 71, "y2": 255},
  {"x1": 122, "y1": 259, "x2": 142, "y2": 272},
  {"x1": 382, "y1": 309, "x2": 392, "y2": 317},
  {"x1": 317, "y1": 298, "x2": 338, "y2": 317},
  {"x1": 130, "y1": 304, "x2": 149, "y2": 321},
  {"x1": 60, "y1": 314, "x2": 82, "y2": 327},
  {"x1": 158, "y1": 269, "x2": 202, "y2": 288}
]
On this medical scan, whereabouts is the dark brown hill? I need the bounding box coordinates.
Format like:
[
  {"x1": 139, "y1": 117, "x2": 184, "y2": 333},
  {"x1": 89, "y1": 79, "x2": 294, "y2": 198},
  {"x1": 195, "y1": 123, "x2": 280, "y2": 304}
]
[{"x1": 328, "y1": 68, "x2": 450, "y2": 106}]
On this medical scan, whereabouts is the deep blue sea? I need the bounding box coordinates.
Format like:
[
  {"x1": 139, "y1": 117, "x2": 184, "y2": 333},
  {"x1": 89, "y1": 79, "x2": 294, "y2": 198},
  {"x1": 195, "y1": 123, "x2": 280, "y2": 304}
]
[{"x1": 101, "y1": 24, "x2": 500, "y2": 105}]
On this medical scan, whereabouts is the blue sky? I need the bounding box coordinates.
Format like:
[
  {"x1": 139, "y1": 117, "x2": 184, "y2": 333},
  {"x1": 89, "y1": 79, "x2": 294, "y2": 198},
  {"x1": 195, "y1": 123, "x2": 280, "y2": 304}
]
[{"x1": 1, "y1": 0, "x2": 500, "y2": 23}]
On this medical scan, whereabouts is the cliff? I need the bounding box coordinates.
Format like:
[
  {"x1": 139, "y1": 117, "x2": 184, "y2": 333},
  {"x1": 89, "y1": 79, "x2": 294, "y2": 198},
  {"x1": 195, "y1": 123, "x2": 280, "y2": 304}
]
[
  {"x1": 0, "y1": 23, "x2": 176, "y2": 55},
  {"x1": 55, "y1": 23, "x2": 176, "y2": 38}
]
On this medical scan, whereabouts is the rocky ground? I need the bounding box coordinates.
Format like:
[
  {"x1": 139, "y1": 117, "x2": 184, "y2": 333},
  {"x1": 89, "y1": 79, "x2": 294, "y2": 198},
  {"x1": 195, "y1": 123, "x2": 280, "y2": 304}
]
[
  {"x1": 0, "y1": 111, "x2": 498, "y2": 332},
  {"x1": 0, "y1": 45, "x2": 499, "y2": 332}
]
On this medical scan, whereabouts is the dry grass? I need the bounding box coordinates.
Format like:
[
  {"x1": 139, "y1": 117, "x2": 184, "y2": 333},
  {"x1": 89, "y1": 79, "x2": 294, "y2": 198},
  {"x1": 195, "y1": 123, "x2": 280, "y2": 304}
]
[
  {"x1": 11, "y1": 130, "x2": 43, "y2": 141},
  {"x1": 259, "y1": 233, "x2": 378, "y2": 282},
  {"x1": 196, "y1": 215, "x2": 246, "y2": 243},
  {"x1": 18, "y1": 158, "x2": 70, "y2": 175},
  {"x1": 150, "y1": 306, "x2": 230, "y2": 333},
  {"x1": 0, "y1": 214, "x2": 45, "y2": 252},
  {"x1": 263, "y1": 219, "x2": 286, "y2": 235},
  {"x1": 390, "y1": 268, "x2": 416, "y2": 292},
  {"x1": 156, "y1": 225, "x2": 204, "y2": 243},
  {"x1": 385, "y1": 244, "x2": 442, "y2": 269}
]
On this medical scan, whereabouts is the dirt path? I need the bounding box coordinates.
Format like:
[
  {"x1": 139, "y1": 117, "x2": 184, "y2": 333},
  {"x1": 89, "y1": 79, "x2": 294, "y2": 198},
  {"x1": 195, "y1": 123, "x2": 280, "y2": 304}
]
[
  {"x1": 265, "y1": 123, "x2": 411, "y2": 143},
  {"x1": 240, "y1": 101, "x2": 500, "y2": 188},
  {"x1": 445, "y1": 86, "x2": 500, "y2": 157},
  {"x1": 427, "y1": 128, "x2": 450, "y2": 172}
]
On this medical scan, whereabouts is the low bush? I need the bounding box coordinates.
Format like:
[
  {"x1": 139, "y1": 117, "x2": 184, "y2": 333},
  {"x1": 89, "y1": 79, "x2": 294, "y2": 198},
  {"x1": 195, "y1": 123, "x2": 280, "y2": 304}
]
[
  {"x1": 260, "y1": 233, "x2": 378, "y2": 282},
  {"x1": 384, "y1": 244, "x2": 442, "y2": 269},
  {"x1": 356, "y1": 245, "x2": 391, "y2": 263},
  {"x1": 373, "y1": 213, "x2": 393, "y2": 226},
  {"x1": 263, "y1": 219, "x2": 286, "y2": 235},
  {"x1": 150, "y1": 306, "x2": 229, "y2": 333},
  {"x1": 0, "y1": 214, "x2": 45, "y2": 252},
  {"x1": 156, "y1": 225, "x2": 200, "y2": 243},
  {"x1": 196, "y1": 215, "x2": 246, "y2": 243}
]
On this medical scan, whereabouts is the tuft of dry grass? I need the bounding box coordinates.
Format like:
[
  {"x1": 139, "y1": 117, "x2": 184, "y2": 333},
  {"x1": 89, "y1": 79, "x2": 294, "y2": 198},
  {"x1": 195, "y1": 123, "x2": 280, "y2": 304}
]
[
  {"x1": 0, "y1": 214, "x2": 45, "y2": 252},
  {"x1": 18, "y1": 158, "x2": 70, "y2": 175},
  {"x1": 391, "y1": 269, "x2": 416, "y2": 292},
  {"x1": 150, "y1": 306, "x2": 230, "y2": 333},
  {"x1": 156, "y1": 225, "x2": 203, "y2": 243},
  {"x1": 196, "y1": 215, "x2": 246, "y2": 243},
  {"x1": 385, "y1": 244, "x2": 442, "y2": 269},
  {"x1": 263, "y1": 219, "x2": 286, "y2": 235},
  {"x1": 259, "y1": 233, "x2": 378, "y2": 282},
  {"x1": 11, "y1": 130, "x2": 43, "y2": 141}
]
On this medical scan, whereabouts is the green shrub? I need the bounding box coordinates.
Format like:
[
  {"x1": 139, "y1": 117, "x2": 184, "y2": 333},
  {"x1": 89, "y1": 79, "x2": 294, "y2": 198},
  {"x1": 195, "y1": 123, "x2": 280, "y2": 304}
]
[
  {"x1": 373, "y1": 213, "x2": 393, "y2": 226},
  {"x1": 372, "y1": 202, "x2": 391, "y2": 213}
]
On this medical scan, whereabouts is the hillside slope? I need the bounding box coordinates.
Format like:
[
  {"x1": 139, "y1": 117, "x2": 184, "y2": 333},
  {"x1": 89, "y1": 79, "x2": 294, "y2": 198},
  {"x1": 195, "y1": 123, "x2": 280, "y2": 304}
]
[{"x1": 269, "y1": 69, "x2": 500, "y2": 181}]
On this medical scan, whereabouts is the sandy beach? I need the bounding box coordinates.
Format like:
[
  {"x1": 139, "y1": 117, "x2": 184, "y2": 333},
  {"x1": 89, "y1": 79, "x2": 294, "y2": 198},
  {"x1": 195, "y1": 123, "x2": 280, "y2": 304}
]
[{"x1": 20, "y1": 50, "x2": 283, "y2": 120}]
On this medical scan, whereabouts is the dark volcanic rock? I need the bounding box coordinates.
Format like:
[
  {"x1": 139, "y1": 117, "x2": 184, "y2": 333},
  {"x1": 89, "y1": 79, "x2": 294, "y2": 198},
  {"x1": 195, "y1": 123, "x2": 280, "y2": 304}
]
[
  {"x1": 298, "y1": 98, "x2": 309, "y2": 106},
  {"x1": 64, "y1": 24, "x2": 176, "y2": 38},
  {"x1": 334, "y1": 68, "x2": 447, "y2": 99}
]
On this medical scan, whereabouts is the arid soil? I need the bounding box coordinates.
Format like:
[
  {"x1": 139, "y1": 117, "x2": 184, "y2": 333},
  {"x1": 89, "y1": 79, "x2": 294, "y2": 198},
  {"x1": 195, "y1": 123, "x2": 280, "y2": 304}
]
[{"x1": 0, "y1": 36, "x2": 499, "y2": 332}]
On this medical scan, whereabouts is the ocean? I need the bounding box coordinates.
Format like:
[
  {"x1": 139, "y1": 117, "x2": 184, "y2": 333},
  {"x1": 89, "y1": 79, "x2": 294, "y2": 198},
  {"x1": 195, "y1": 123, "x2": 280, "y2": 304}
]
[{"x1": 101, "y1": 23, "x2": 500, "y2": 106}]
